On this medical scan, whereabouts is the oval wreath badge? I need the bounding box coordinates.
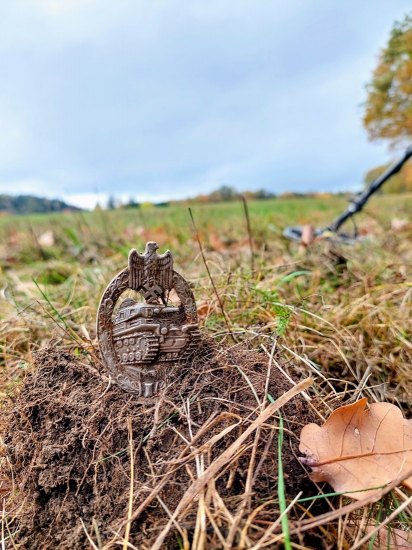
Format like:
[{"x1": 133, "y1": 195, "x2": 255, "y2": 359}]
[{"x1": 97, "y1": 242, "x2": 200, "y2": 397}]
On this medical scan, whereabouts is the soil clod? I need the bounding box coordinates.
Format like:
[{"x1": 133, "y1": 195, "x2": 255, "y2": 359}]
[{"x1": 5, "y1": 339, "x2": 317, "y2": 549}]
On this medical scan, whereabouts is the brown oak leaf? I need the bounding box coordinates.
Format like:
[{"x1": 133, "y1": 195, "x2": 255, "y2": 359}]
[
  {"x1": 299, "y1": 398, "x2": 412, "y2": 500},
  {"x1": 347, "y1": 524, "x2": 412, "y2": 549}
]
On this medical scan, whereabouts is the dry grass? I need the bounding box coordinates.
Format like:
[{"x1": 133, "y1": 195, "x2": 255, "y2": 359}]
[{"x1": 0, "y1": 194, "x2": 411, "y2": 548}]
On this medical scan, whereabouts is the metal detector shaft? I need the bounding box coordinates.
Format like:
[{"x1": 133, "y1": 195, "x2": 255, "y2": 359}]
[{"x1": 327, "y1": 145, "x2": 412, "y2": 233}]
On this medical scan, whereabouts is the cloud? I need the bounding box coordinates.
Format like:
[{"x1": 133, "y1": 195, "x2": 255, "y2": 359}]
[{"x1": 0, "y1": 0, "x2": 409, "y2": 208}]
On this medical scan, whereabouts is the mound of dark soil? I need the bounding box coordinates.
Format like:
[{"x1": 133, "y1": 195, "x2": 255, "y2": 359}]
[{"x1": 5, "y1": 339, "x2": 317, "y2": 549}]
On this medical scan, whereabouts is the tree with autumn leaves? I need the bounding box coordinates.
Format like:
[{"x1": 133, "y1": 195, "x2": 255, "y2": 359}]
[
  {"x1": 364, "y1": 14, "x2": 412, "y2": 144},
  {"x1": 363, "y1": 13, "x2": 412, "y2": 192}
]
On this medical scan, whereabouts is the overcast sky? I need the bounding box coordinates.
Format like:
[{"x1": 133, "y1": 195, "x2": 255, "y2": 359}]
[{"x1": 0, "y1": 1, "x2": 410, "y2": 208}]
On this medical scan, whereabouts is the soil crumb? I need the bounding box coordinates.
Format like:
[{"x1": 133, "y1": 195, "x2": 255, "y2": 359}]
[{"x1": 4, "y1": 339, "x2": 318, "y2": 549}]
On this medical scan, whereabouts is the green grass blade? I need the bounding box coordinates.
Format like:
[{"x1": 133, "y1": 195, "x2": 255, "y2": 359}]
[
  {"x1": 268, "y1": 394, "x2": 292, "y2": 550},
  {"x1": 277, "y1": 413, "x2": 292, "y2": 550}
]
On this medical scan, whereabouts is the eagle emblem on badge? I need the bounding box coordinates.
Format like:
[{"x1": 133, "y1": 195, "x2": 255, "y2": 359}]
[
  {"x1": 97, "y1": 242, "x2": 200, "y2": 397},
  {"x1": 128, "y1": 242, "x2": 173, "y2": 303}
]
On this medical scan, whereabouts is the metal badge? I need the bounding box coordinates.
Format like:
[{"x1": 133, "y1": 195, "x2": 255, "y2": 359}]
[{"x1": 97, "y1": 242, "x2": 200, "y2": 396}]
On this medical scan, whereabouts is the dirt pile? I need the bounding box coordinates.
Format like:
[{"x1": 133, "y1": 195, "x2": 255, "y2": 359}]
[{"x1": 4, "y1": 339, "x2": 317, "y2": 549}]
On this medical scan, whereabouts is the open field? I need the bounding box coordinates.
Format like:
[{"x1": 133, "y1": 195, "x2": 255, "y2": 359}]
[
  {"x1": 1, "y1": 194, "x2": 411, "y2": 548},
  {"x1": 1, "y1": 194, "x2": 411, "y2": 265}
]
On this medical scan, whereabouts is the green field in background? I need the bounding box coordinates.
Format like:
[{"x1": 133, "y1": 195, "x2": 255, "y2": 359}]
[{"x1": 0, "y1": 193, "x2": 411, "y2": 268}]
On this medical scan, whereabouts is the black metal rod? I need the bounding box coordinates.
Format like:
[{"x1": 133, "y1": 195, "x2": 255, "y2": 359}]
[{"x1": 327, "y1": 145, "x2": 412, "y2": 233}]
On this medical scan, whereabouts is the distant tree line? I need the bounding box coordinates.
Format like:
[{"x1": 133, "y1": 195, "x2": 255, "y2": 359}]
[
  {"x1": 113, "y1": 186, "x2": 277, "y2": 210},
  {"x1": 188, "y1": 185, "x2": 276, "y2": 203},
  {"x1": 116, "y1": 186, "x2": 347, "y2": 210},
  {"x1": 364, "y1": 162, "x2": 412, "y2": 193},
  {"x1": 0, "y1": 194, "x2": 81, "y2": 214}
]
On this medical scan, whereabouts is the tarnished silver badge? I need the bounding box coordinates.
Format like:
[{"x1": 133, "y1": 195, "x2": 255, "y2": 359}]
[{"x1": 97, "y1": 242, "x2": 200, "y2": 396}]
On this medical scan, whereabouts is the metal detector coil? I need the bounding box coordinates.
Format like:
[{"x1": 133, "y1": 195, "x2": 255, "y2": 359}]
[{"x1": 284, "y1": 146, "x2": 412, "y2": 242}]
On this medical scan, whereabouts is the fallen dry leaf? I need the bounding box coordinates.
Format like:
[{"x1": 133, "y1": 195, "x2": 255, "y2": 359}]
[
  {"x1": 300, "y1": 224, "x2": 315, "y2": 246},
  {"x1": 299, "y1": 398, "x2": 412, "y2": 500},
  {"x1": 348, "y1": 524, "x2": 412, "y2": 549},
  {"x1": 38, "y1": 230, "x2": 55, "y2": 247},
  {"x1": 369, "y1": 526, "x2": 412, "y2": 549},
  {"x1": 391, "y1": 217, "x2": 410, "y2": 231}
]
